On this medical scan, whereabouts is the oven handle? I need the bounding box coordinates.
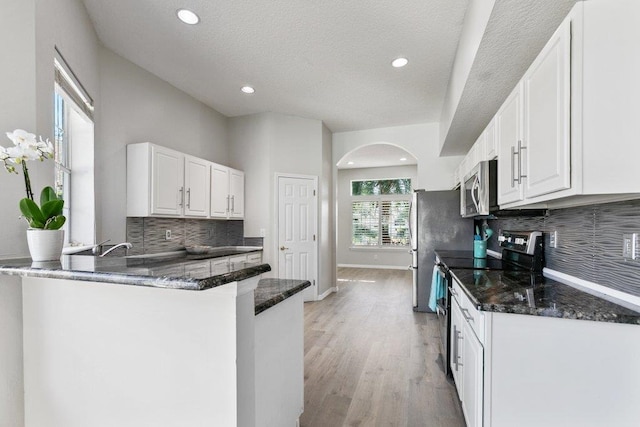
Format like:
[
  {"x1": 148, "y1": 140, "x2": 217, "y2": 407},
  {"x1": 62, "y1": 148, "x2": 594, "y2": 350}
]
[{"x1": 471, "y1": 174, "x2": 480, "y2": 214}]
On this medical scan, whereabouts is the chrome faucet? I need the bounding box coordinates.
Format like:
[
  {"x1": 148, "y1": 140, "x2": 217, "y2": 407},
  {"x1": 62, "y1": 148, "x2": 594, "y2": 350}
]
[{"x1": 99, "y1": 242, "x2": 133, "y2": 257}]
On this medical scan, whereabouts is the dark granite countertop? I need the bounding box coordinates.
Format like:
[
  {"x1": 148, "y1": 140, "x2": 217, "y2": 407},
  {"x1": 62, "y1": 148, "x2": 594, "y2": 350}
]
[
  {"x1": 450, "y1": 269, "x2": 640, "y2": 325},
  {"x1": 254, "y1": 278, "x2": 311, "y2": 315},
  {"x1": 0, "y1": 253, "x2": 270, "y2": 291}
]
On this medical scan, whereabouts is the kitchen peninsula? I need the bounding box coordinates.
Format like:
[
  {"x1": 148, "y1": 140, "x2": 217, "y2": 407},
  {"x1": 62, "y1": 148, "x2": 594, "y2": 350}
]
[{"x1": 0, "y1": 251, "x2": 309, "y2": 427}]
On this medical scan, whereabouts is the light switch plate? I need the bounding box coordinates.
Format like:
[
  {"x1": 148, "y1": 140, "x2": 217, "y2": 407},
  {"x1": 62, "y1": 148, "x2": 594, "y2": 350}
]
[
  {"x1": 549, "y1": 231, "x2": 558, "y2": 248},
  {"x1": 623, "y1": 233, "x2": 637, "y2": 260}
]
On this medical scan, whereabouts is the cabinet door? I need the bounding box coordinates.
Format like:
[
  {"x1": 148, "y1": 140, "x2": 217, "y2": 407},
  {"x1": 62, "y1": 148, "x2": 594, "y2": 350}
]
[
  {"x1": 485, "y1": 118, "x2": 497, "y2": 160},
  {"x1": 497, "y1": 83, "x2": 525, "y2": 205},
  {"x1": 229, "y1": 169, "x2": 245, "y2": 218},
  {"x1": 184, "y1": 156, "x2": 210, "y2": 217},
  {"x1": 450, "y1": 299, "x2": 464, "y2": 399},
  {"x1": 210, "y1": 163, "x2": 230, "y2": 218},
  {"x1": 151, "y1": 146, "x2": 184, "y2": 216},
  {"x1": 523, "y1": 17, "x2": 571, "y2": 199},
  {"x1": 461, "y1": 320, "x2": 484, "y2": 427}
]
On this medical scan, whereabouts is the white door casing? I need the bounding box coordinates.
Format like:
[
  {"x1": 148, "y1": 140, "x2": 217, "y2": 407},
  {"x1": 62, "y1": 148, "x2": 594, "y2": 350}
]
[{"x1": 277, "y1": 175, "x2": 318, "y2": 302}]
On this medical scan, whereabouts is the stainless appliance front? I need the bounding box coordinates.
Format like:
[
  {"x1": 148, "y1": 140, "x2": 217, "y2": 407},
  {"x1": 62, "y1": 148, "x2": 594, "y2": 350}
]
[{"x1": 461, "y1": 159, "x2": 497, "y2": 217}]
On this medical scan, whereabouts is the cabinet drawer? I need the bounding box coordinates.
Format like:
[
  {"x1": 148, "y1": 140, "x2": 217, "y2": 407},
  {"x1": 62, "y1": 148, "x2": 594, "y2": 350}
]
[
  {"x1": 184, "y1": 261, "x2": 211, "y2": 279},
  {"x1": 228, "y1": 254, "x2": 248, "y2": 265},
  {"x1": 246, "y1": 252, "x2": 262, "y2": 263},
  {"x1": 451, "y1": 278, "x2": 485, "y2": 345}
]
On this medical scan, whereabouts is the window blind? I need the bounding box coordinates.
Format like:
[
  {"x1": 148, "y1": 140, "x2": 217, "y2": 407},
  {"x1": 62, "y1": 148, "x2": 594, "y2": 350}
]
[{"x1": 352, "y1": 201, "x2": 380, "y2": 246}]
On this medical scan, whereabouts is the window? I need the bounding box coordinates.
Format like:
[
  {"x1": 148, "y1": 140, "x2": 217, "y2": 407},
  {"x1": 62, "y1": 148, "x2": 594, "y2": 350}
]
[
  {"x1": 351, "y1": 179, "x2": 411, "y2": 247},
  {"x1": 54, "y1": 49, "x2": 95, "y2": 245}
]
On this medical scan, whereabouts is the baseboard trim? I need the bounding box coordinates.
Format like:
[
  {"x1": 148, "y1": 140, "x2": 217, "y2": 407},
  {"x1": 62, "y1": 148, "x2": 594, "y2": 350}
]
[
  {"x1": 337, "y1": 263, "x2": 408, "y2": 271},
  {"x1": 318, "y1": 287, "x2": 336, "y2": 300}
]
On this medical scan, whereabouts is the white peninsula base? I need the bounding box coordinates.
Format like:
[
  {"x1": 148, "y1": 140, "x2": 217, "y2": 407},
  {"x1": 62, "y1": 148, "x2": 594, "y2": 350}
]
[{"x1": 21, "y1": 275, "x2": 302, "y2": 427}]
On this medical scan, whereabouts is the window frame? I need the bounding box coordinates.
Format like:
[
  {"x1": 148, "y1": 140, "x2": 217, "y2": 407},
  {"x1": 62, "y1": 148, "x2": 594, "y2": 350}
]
[{"x1": 350, "y1": 178, "x2": 411, "y2": 249}]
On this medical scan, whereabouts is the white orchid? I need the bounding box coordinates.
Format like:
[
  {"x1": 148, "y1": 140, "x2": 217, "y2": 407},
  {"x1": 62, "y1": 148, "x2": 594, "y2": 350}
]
[
  {"x1": 2, "y1": 129, "x2": 56, "y2": 201},
  {"x1": 1, "y1": 129, "x2": 53, "y2": 173}
]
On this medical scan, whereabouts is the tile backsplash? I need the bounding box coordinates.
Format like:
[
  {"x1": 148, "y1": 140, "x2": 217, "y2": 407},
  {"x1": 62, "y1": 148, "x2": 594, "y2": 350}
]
[
  {"x1": 483, "y1": 199, "x2": 640, "y2": 296},
  {"x1": 126, "y1": 218, "x2": 245, "y2": 255}
]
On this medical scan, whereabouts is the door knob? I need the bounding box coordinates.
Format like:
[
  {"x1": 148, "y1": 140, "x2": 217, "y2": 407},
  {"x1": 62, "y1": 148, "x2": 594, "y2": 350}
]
[{"x1": 280, "y1": 246, "x2": 289, "y2": 251}]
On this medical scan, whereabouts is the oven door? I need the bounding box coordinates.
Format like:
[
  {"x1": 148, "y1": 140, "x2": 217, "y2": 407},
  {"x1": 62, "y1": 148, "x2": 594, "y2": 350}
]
[{"x1": 435, "y1": 264, "x2": 452, "y2": 377}]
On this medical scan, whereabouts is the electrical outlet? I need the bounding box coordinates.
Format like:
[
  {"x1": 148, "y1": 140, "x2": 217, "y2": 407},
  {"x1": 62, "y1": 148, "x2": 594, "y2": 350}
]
[
  {"x1": 549, "y1": 231, "x2": 558, "y2": 248},
  {"x1": 165, "y1": 229, "x2": 172, "y2": 240},
  {"x1": 623, "y1": 233, "x2": 637, "y2": 260}
]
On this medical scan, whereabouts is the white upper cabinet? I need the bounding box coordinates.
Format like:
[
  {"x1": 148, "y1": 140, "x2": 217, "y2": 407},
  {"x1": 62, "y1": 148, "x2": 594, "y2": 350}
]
[
  {"x1": 496, "y1": 83, "x2": 525, "y2": 205},
  {"x1": 210, "y1": 164, "x2": 245, "y2": 220},
  {"x1": 151, "y1": 145, "x2": 184, "y2": 216},
  {"x1": 127, "y1": 143, "x2": 185, "y2": 217},
  {"x1": 485, "y1": 117, "x2": 497, "y2": 160},
  {"x1": 494, "y1": 1, "x2": 640, "y2": 209},
  {"x1": 184, "y1": 155, "x2": 211, "y2": 217},
  {"x1": 229, "y1": 168, "x2": 245, "y2": 218},
  {"x1": 127, "y1": 142, "x2": 243, "y2": 219},
  {"x1": 522, "y1": 17, "x2": 571, "y2": 199},
  {"x1": 210, "y1": 163, "x2": 231, "y2": 218}
]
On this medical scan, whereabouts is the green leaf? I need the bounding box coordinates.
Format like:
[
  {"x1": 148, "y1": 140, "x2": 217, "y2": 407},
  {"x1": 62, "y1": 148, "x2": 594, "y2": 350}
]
[
  {"x1": 19, "y1": 198, "x2": 46, "y2": 226},
  {"x1": 40, "y1": 186, "x2": 59, "y2": 205},
  {"x1": 41, "y1": 199, "x2": 64, "y2": 218},
  {"x1": 44, "y1": 215, "x2": 66, "y2": 230}
]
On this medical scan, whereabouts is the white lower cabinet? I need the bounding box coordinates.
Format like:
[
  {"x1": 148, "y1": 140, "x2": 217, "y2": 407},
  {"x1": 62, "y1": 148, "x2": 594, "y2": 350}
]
[
  {"x1": 461, "y1": 319, "x2": 483, "y2": 427},
  {"x1": 450, "y1": 279, "x2": 484, "y2": 427},
  {"x1": 451, "y1": 275, "x2": 640, "y2": 427}
]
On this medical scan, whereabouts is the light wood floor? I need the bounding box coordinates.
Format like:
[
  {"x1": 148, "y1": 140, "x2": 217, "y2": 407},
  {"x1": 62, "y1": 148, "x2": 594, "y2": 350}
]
[{"x1": 300, "y1": 267, "x2": 465, "y2": 427}]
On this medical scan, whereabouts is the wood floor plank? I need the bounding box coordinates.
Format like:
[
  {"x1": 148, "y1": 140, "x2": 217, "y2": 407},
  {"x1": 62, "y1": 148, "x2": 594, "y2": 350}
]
[{"x1": 300, "y1": 267, "x2": 465, "y2": 427}]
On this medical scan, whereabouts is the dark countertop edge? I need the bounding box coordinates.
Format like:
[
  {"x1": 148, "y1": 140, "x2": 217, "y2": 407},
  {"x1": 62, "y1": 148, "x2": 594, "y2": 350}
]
[
  {"x1": 478, "y1": 302, "x2": 640, "y2": 325},
  {"x1": 254, "y1": 279, "x2": 311, "y2": 315},
  {"x1": 0, "y1": 263, "x2": 272, "y2": 291},
  {"x1": 449, "y1": 269, "x2": 640, "y2": 326}
]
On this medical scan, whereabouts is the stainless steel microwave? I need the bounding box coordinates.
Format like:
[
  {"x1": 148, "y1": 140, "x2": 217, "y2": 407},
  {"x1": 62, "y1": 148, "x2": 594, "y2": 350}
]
[{"x1": 461, "y1": 159, "x2": 498, "y2": 217}]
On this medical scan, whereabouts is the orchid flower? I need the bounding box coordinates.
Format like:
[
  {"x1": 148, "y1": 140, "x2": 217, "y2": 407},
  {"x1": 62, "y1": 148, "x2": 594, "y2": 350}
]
[{"x1": 2, "y1": 129, "x2": 56, "y2": 201}]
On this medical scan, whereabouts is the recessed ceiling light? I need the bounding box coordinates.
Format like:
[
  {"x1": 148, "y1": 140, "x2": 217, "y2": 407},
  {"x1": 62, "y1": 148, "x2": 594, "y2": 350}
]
[
  {"x1": 177, "y1": 9, "x2": 199, "y2": 25},
  {"x1": 400, "y1": 157, "x2": 407, "y2": 161},
  {"x1": 391, "y1": 57, "x2": 409, "y2": 68},
  {"x1": 347, "y1": 161, "x2": 354, "y2": 165},
  {"x1": 241, "y1": 86, "x2": 255, "y2": 94}
]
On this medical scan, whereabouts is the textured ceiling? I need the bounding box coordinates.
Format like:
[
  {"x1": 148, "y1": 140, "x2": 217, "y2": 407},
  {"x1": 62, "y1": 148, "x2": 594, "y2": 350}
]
[
  {"x1": 336, "y1": 143, "x2": 418, "y2": 169},
  {"x1": 440, "y1": 0, "x2": 579, "y2": 156},
  {"x1": 82, "y1": 0, "x2": 468, "y2": 132}
]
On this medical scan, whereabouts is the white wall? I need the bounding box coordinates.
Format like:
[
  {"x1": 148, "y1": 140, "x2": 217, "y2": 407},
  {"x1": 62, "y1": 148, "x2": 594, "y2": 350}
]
[
  {"x1": 229, "y1": 113, "x2": 336, "y2": 296},
  {"x1": 1, "y1": 1, "x2": 101, "y2": 425},
  {"x1": 97, "y1": 47, "x2": 229, "y2": 243},
  {"x1": 337, "y1": 165, "x2": 417, "y2": 268},
  {"x1": 319, "y1": 124, "x2": 336, "y2": 296},
  {"x1": 333, "y1": 123, "x2": 463, "y2": 192}
]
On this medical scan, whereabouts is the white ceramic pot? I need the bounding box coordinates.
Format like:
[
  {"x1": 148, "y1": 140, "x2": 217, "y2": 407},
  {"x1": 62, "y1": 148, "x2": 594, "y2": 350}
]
[{"x1": 26, "y1": 229, "x2": 65, "y2": 262}]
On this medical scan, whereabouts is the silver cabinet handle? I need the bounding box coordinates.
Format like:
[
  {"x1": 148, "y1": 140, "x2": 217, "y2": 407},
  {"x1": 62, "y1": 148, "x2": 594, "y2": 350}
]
[
  {"x1": 231, "y1": 195, "x2": 235, "y2": 213},
  {"x1": 511, "y1": 145, "x2": 517, "y2": 187},
  {"x1": 461, "y1": 308, "x2": 474, "y2": 322},
  {"x1": 448, "y1": 286, "x2": 458, "y2": 297},
  {"x1": 226, "y1": 195, "x2": 230, "y2": 213},
  {"x1": 178, "y1": 187, "x2": 184, "y2": 207},
  {"x1": 453, "y1": 325, "x2": 463, "y2": 371},
  {"x1": 186, "y1": 188, "x2": 191, "y2": 209},
  {"x1": 280, "y1": 246, "x2": 289, "y2": 251},
  {"x1": 513, "y1": 140, "x2": 527, "y2": 185},
  {"x1": 517, "y1": 139, "x2": 527, "y2": 184}
]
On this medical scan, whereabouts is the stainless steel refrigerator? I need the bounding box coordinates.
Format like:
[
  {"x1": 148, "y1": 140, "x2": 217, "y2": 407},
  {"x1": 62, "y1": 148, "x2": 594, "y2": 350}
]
[{"x1": 410, "y1": 189, "x2": 473, "y2": 312}]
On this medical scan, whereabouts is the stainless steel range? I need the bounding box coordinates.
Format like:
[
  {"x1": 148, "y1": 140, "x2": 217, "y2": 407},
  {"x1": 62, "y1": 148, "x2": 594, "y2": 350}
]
[{"x1": 434, "y1": 230, "x2": 545, "y2": 377}]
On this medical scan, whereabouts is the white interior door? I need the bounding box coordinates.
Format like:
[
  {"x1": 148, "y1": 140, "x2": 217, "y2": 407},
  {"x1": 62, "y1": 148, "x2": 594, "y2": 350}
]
[{"x1": 278, "y1": 175, "x2": 317, "y2": 302}]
